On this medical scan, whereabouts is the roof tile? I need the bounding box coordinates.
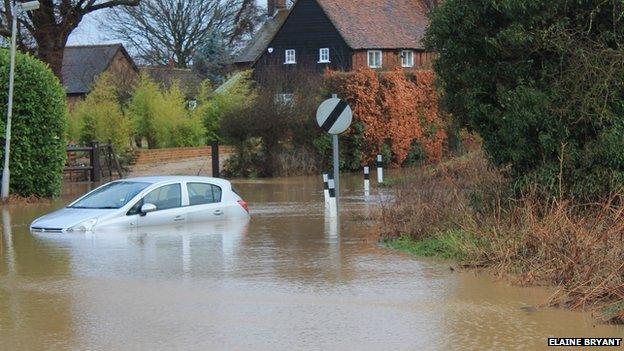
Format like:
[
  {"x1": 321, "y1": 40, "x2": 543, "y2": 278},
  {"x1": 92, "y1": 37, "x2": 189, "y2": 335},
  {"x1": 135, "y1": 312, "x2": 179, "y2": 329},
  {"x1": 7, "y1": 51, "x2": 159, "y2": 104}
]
[
  {"x1": 316, "y1": 0, "x2": 428, "y2": 49},
  {"x1": 235, "y1": 0, "x2": 429, "y2": 65},
  {"x1": 234, "y1": 9, "x2": 290, "y2": 64},
  {"x1": 62, "y1": 44, "x2": 131, "y2": 94}
]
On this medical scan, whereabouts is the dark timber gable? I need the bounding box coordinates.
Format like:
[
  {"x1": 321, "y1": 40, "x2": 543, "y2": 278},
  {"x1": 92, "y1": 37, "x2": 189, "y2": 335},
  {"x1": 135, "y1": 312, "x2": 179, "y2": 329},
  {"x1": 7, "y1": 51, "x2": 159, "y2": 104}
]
[{"x1": 253, "y1": 0, "x2": 352, "y2": 82}]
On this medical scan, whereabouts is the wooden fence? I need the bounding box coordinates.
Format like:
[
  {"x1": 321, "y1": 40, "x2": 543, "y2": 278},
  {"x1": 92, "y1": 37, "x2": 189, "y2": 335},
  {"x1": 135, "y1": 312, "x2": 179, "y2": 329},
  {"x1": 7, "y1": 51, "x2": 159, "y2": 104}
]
[{"x1": 64, "y1": 141, "x2": 124, "y2": 182}]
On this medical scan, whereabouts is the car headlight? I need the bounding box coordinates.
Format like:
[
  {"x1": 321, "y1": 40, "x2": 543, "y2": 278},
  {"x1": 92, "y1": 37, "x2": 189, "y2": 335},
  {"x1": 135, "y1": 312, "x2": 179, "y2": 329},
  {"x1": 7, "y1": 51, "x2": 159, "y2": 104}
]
[{"x1": 67, "y1": 218, "x2": 98, "y2": 232}]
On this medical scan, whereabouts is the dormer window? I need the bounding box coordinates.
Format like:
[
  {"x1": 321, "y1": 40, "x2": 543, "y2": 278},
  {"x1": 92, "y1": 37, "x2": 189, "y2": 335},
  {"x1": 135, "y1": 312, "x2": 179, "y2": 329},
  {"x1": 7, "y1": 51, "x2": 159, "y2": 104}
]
[
  {"x1": 367, "y1": 50, "x2": 382, "y2": 68},
  {"x1": 401, "y1": 50, "x2": 414, "y2": 68},
  {"x1": 284, "y1": 49, "x2": 296, "y2": 64},
  {"x1": 319, "y1": 48, "x2": 330, "y2": 63}
]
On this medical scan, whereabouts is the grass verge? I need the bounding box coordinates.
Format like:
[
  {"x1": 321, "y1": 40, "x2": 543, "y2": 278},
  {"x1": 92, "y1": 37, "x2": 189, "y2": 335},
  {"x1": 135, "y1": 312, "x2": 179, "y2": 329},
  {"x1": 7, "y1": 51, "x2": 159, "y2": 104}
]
[{"x1": 383, "y1": 230, "x2": 481, "y2": 261}]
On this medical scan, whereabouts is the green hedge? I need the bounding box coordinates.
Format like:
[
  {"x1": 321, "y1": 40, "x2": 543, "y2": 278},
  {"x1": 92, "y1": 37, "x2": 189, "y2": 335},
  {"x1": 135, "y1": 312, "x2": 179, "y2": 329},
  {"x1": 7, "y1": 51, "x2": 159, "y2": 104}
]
[
  {"x1": 0, "y1": 49, "x2": 67, "y2": 198},
  {"x1": 426, "y1": 0, "x2": 624, "y2": 199}
]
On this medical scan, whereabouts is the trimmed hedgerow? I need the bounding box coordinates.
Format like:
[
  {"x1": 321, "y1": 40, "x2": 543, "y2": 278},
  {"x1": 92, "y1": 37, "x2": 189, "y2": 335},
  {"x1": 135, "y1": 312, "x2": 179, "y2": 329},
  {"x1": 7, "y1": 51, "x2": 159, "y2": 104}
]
[{"x1": 0, "y1": 49, "x2": 67, "y2": 198}]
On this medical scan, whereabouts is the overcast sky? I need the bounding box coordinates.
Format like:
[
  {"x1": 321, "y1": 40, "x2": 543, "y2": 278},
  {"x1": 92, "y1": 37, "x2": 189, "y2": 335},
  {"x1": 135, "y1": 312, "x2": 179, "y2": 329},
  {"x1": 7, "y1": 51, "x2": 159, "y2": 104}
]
[{"x1": 67, "y1": 11, "x2": 107, "y2": 45}]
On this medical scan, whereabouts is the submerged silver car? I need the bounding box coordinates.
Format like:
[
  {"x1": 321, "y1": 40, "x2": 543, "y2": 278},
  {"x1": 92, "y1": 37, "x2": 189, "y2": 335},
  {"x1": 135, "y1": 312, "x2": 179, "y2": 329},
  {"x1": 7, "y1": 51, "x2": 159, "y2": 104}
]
[{"x1": 30, "y1": 176, "x2": 250, "y2": 233}]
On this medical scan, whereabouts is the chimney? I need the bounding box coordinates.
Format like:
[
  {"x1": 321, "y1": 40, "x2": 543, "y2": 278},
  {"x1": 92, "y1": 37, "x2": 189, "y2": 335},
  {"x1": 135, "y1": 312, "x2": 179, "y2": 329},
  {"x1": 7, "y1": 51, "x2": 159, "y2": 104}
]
[{"x1": 268, "y1": 0, "x2": 286, "y2": 17}]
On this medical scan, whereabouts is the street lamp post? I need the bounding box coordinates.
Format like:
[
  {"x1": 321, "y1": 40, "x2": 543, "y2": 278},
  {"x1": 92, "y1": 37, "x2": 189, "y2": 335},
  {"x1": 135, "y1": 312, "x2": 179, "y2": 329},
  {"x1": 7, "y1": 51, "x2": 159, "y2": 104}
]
[{"x1": 1, "y1": 1, "x2": 40, "y2": 201}]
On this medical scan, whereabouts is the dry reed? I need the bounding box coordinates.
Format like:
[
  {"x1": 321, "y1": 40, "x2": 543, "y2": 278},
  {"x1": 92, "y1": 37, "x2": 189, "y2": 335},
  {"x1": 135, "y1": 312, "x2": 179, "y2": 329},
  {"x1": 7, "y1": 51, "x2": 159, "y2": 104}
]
[{"x1": 379, "y1": 148, "x2": 624, "y2": 323}]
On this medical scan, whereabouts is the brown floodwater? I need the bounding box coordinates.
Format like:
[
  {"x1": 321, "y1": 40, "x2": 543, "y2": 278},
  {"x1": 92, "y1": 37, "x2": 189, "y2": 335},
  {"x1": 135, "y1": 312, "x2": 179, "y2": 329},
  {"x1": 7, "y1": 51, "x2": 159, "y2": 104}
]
[{"x1": 1, "y1": 174, "x2": 622, "y2": 350}]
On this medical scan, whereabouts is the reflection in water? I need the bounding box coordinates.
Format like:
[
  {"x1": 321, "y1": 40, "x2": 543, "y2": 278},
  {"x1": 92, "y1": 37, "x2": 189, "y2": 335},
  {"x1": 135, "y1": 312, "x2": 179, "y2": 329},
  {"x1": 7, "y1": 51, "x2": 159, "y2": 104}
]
[
  {"x1": 325, "y1": 208, "x2": 339, "y2": 240},
  {"x1": 182, "y1": 235, "x2": 190, "y2": 275},
  {"x1": 2, "y1": 206, "x2": 77, "y2": 350},
  {"x1": 2, "y1": 209, "x2": 15, "y2": 274},
  {"x1": 30, "y1": 220, "x2": 250, "y2": 281},
  {"x1": 0, "y1": 174, "x2": 622, "y2": 350}
]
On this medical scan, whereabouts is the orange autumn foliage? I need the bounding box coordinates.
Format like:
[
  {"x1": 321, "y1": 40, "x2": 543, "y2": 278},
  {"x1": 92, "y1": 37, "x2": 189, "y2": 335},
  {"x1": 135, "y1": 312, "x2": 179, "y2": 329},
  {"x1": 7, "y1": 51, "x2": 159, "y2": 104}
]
[{"x1": 325, "y1": 68, "x2": 446, "y2": 165}]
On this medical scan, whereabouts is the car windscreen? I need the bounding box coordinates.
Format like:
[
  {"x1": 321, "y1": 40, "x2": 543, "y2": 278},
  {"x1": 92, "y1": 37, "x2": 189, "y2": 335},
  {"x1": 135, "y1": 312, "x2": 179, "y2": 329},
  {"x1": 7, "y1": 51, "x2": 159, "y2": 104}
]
[{"x1": 69, "y1": 181, "x2": 151, "y2": 209}]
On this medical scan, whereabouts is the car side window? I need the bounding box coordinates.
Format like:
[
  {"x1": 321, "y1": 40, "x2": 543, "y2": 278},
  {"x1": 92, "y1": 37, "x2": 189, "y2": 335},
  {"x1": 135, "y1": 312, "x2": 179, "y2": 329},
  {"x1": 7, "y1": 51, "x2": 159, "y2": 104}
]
[
  {"x1": 143, "y1": 184, "x2": 182, "y2": 211},
  {"x1": 187, "y1": 183, "x2": 222, "y2": 206}
]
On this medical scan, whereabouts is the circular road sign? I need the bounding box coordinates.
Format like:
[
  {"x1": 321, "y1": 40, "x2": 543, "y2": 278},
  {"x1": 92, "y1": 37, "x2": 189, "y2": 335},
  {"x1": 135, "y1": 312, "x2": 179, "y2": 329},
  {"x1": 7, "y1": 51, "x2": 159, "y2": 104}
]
[{"x1": 316, "y1": 98, "x2": 353, "y2": 135}]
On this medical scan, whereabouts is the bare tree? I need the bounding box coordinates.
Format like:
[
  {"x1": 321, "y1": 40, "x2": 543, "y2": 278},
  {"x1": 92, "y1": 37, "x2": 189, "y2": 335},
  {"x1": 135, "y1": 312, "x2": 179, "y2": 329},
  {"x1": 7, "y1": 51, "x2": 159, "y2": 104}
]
[
  {"x1": 0, "y1": 0, "x2": 140, "y2": 80},
  {"x1": 228, "y1": 0, "x2": 257, "y2": 48},
  {"x1": 105, "y1": 0, "x2": 261, "y2": 68}
]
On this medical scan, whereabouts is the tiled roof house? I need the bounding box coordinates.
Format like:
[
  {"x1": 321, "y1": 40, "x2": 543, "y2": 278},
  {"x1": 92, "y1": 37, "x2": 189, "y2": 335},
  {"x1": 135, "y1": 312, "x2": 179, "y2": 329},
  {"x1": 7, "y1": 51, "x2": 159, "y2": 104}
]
[
  {"x1": 62, "y1": 44, "x2": 138, "y2": 107},
  {"x1": 236, "y1": 0, "x2": 435, "y2": 75}
]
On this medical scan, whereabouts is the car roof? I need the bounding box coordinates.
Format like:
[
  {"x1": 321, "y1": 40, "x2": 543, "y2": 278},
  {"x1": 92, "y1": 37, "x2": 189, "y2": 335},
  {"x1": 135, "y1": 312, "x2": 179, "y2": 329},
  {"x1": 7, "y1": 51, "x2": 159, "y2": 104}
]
[{"x1": 119, "y1": 176, "x2": 231, "y2": 187}]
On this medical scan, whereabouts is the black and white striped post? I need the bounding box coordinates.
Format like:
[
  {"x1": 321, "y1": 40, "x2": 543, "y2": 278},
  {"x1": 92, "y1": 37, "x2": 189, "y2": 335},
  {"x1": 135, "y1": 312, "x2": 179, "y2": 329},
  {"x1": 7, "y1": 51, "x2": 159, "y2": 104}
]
[
  {"x1": 327, "y1": 178, "x2": 337, "y2": 217},
  {"x1": 322, "y1": 173, "x2": 330, "y2": 205},
  {"x1": 364, "y1": 166, "x2": 370, "y2": 197},
  {"x1": 377, "y1": 155, "x2": 384, "y2": 184},
  {"x1": 316, "y1": 94, "x2": 353, "y2": 218}
]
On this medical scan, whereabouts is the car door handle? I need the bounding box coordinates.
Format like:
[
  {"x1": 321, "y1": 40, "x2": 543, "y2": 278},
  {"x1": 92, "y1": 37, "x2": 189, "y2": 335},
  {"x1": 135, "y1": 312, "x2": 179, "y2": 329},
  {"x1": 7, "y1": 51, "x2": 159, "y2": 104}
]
[
  {"x1": 213, "y1": 210, "x2": 223, "y2": 216},
  {"x1": 174, "y1": 215, "x2": 185, "y2": 222}
]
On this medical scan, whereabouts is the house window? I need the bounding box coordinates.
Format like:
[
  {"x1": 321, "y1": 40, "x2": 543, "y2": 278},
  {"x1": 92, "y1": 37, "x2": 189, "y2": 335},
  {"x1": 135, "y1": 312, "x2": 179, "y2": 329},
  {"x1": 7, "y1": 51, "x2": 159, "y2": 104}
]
[
  {"x1": 275, "y1": 93, "x2": 294, "y2": 107},
  {"x1": 284, "y1": 49, "x2": 296, "y2": 64},
  {"x1": 367, "y1": 50, "x2": 382, "y2": 68},
  {"x1": 319, "y1": 48, "x2": 330, "y2": 63},
  {"x1": 401, "y1": 50, "x2": 414, "y2": 68}
]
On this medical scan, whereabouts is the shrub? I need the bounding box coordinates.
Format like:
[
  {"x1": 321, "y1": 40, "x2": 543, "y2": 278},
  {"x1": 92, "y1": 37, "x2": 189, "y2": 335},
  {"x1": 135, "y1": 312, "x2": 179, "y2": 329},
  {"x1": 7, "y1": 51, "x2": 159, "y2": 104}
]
[
  {"x1": 159, "y1": 83, "x2": 205, "y2": 147},
  {"x1": 378, "y1": 146, "x2": 505, "y2": 241},
  {"x1": 325, "y1": 69, "x2": 447, "y2": 167},
  {"x1": 221, "y1": 69, "x2": 325, "y2": 177},
  {"x1": 426, "y1": 0, "x2": 624, "y2": 199},
  {"x1": 128, "y1": 73, "x2": 162, "y2": 148},
  {"x1": 67, "y1": 111, "x2": 82, "y2": 143},
  {"x1": 0, "y1": 49, "x2": 67, "y2": 198},
  {"x1": 195, "y1": 71, "x2": 255, "y2": 142},
  {"x1": 69, "y1": 73, "x2": 132, "y2": 152},
  {"x1": 221, "y1": 138, "x2": 264, "y2": 178},
  {"x1": 379, "y1": 140, "x2": 624, "y2": 323},
  {"x1": 128, "y1": 74, "x2": 204, "y2": 148}
]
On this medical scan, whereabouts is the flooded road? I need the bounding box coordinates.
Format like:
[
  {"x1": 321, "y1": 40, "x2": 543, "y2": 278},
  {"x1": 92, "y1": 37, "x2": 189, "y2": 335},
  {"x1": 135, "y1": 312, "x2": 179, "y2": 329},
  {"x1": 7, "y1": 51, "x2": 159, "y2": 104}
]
[{"x1": 1, "y1": 175, "x2": 621, "y2": 350}]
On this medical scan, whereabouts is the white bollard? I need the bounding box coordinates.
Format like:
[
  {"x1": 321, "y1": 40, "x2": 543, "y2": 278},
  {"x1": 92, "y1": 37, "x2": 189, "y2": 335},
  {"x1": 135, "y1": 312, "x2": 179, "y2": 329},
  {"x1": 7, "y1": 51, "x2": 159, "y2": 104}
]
[
  {"x1": 377, "y1": 155, "x2": 384, "y2": 184},
  {"x1": 322, "y1": 173, "x2": 330, "y2": 205},
  {"x1": 364, "y1": 166, "x2": 370, "y2": 197},
  {"x1": 328, "y1": 178, "x2": 337, "y2": 217}
]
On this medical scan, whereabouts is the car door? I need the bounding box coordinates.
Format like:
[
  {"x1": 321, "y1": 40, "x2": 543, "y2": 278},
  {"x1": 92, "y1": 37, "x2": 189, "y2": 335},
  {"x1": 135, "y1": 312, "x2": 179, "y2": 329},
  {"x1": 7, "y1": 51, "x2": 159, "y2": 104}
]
[
  {"x1": 185, "y1": 182, "x2": 226, "y2": 223},
  {"x1": 137, "y1": 183, "x2": 186, "y2": 227}
]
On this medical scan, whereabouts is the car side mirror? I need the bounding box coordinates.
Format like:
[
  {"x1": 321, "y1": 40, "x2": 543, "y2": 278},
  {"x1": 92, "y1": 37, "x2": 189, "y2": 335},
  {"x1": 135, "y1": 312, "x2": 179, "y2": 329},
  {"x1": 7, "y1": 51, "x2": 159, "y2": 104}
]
[{"x1": 140, "y1": 203, "x2": 157, "y2": 216}]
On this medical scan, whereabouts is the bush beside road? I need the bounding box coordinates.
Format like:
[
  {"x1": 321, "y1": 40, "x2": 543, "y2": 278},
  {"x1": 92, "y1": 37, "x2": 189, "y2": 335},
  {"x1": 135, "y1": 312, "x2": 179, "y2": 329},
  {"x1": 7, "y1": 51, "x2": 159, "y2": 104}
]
[
  {"x1": 378, "y1": 145, "x2": 624, "y2": 325},
  {"x1": 0, "y1": 49, "x2": 67, "y2": 198}
]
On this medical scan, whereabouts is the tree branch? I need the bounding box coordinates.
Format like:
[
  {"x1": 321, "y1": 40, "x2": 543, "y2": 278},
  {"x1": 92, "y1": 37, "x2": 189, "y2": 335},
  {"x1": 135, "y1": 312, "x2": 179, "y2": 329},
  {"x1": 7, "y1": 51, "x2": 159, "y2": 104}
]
[{"x1": 85, "y1": 0, "x2": 140, "y2": 14}]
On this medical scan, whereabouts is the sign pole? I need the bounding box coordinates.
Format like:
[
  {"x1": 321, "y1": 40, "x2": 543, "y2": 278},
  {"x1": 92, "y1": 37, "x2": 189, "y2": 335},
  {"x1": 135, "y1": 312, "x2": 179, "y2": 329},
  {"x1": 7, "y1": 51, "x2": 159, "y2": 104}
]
[
  {"x1": 1, "y1": 4, "x2": 18, "y2": 201},
  {"x1": 331, "y1": 93, "x2": 340, "y2": 213},
  {"x1": 317, "y1": 93, "x2": 352, "y2": 221},
  {"x1": 332, "y1": 134, "x2": 339, "y2": 213}
]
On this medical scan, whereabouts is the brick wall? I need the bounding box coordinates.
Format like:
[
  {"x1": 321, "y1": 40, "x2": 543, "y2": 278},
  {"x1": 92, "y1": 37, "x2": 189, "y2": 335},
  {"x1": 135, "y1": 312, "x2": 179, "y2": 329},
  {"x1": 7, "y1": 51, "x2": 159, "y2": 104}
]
[{"x1": 133, "y1": 146, "x2": 233, "y2": 165}]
